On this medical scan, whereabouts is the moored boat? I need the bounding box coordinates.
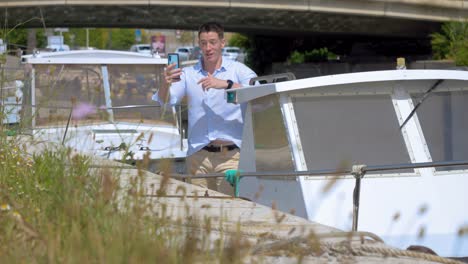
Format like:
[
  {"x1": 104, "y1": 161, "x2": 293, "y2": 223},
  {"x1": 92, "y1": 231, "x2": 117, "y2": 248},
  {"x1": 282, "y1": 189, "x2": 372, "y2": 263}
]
[
  {"x1": 20, "y1": 50, "x2": 189, "y2": 172},
  {"x1": 227, "y1": 68, "x2": 468, "y2": 257}
]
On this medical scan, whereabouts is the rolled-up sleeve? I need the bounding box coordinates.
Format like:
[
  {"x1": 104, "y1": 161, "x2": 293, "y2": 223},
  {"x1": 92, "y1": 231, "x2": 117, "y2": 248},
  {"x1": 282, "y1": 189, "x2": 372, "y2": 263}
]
[{"x1": 237, "y1": 63, "x2": 257, "y2": 87}]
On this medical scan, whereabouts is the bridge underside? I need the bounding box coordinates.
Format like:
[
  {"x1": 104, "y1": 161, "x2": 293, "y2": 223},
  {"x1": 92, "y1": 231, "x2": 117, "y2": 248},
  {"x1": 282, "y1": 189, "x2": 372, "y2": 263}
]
[{"x1": 0, "y1": 5, "x2": 441, "y2": 38}]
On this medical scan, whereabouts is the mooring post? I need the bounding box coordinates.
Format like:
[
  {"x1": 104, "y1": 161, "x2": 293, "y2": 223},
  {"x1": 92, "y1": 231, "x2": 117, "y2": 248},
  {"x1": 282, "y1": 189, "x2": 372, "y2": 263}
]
[{"x1": 351, "y1": 164, "x2": 367, "y2": 232}]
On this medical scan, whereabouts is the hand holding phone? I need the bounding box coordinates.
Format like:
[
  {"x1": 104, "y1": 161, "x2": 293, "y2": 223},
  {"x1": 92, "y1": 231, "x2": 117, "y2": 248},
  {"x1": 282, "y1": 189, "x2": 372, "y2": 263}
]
[{"x1": 167, "y1": 53, "x2": 181, "y2": 81}]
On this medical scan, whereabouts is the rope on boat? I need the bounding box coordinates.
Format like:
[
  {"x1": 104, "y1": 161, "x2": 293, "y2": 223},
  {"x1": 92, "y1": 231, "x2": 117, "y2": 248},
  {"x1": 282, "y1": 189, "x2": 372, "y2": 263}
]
[
  {"x1": 252, "y1": 232, "x2": 464, "y2": 264},
  {"x1": 329, "y1": 244, "x2": 464, "y2": 264},
  {"x1": 172, "y1": 219, "x2": 462, "y2": 264}
]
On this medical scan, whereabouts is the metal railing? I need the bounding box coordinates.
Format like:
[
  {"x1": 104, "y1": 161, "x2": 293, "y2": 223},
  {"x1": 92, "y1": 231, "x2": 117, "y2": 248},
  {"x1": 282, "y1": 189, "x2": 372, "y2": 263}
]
[
  {"x1": 170, "y1": 159, "x2": 468, "y2": 231},
  {"x1": 2, "y1": 103, "x2": 187, "y2": 150}
]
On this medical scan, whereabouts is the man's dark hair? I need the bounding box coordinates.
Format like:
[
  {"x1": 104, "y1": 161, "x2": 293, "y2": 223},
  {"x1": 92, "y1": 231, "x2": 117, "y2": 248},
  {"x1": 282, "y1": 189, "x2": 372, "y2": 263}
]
[{"x1": 198, "y1": 21, "x2": 224, "y2": 39}]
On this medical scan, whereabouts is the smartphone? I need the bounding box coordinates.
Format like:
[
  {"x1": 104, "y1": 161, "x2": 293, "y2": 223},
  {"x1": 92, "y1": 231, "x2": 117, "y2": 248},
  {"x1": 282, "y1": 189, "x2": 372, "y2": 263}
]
[
  {"x1": 168, "y1": 53, "x2": 180, "y2": 68},
  {"x1": 167, "y1": 53, "x2": 180, "y2": 81}
]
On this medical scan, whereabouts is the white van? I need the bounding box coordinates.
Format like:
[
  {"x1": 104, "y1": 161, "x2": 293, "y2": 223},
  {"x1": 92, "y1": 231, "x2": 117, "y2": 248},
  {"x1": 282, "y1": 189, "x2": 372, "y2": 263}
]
[
  {"x1": 46, "y1": 35, "x2": 70, "y2": 52},
  {"x1": 222, "y1": 46, "x2": 245, "y2": 62},
  {"x1": 46, "y1": 44, "x2": 70, "y2": 52},
  {"x1": 130, "y1": 44, "x2": 152, "y2": 54},
  {"x1": 175, "y1": 46, "x2": 194, "y2": 61}
]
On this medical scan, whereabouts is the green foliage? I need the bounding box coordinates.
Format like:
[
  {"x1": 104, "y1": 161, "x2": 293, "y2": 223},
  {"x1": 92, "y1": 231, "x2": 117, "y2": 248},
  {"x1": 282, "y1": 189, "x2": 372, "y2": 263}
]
[
  {"x1": 228, "y1": 33, "x2": 249, "y2": 49},
  {"x1": 288, "y1": 50, "x2": 305, "y2": 64},
  {"x1": 109, "y1": 28, "x2": 135, "y2": 50},
  {"x1": 228, "y1": 33, "x2": 255, "y2": 68},
  {"x1": 179, "y1": 31, "x2": 195, "y2": 45},
  {"x1": 287, "y1": 48, "x2": 337, "y2": 64},
  {"x1": 305, "y1": 48, "x2": 336, "y2": 62},
  {"x1": 0, "y1": 28, "x2": 47, "y2": 49},
  {"x1": 64, "y1": 28, "x2": 104, "y2": 49},
  {"x1": 64, "y1": 28, "x2": 135, "y2": 50},
  {"x1": 431, "y1": 21, "x2": 468, "y2": 66},
  {"x1": 0, "y1": 26, "x2": 141, "y2": 51},
  {"x1": 0, "y1": 28, "x2": 27, "y2": 46}
]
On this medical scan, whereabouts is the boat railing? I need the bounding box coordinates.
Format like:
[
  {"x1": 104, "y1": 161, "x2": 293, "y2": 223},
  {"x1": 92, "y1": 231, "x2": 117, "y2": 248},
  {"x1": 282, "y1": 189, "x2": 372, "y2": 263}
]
[
  {"x1": 249, "y1": 72, "x2": 296, "y2": 85},
  {"x1": 5, "y1": 102, "x2": 187, "y2": 150},
  {"x1": 170, "y1": 159, "x2": 468, "y2": 231}
]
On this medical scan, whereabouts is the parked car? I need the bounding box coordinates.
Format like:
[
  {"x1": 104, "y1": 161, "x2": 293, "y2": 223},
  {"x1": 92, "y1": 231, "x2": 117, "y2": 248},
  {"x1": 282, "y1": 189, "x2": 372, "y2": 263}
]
[
  {"x1": 46, "y1": 44, "x2": 70, "y2": 52},
  {"x1": 46, "y1": 36, "x2": 70, "y2": 52},
  {"x1": 130, "y1": 44, "x2": 152, "y2": 54},
  {"x1": 190, "y1": 46, "x2": 202, "y2": 60},
  {"x1": 175, "y1": 46, "x2": 193, "y2": 61},
  {"x1": 222, "y1": 46, "x2": 245, "y2": 62},
  {"x1": 75, "y1": 46, "x2": 98, "y2": 50}
]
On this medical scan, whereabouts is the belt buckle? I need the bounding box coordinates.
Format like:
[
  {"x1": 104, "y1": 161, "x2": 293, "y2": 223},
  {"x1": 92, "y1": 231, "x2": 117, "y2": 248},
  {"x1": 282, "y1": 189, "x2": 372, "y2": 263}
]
[
  {"x1": 206, "y1": 145, "x2": 221, "y2": 152},
  {"x1": 205, "y1": 144, "x2": 236, "y2": 152}
]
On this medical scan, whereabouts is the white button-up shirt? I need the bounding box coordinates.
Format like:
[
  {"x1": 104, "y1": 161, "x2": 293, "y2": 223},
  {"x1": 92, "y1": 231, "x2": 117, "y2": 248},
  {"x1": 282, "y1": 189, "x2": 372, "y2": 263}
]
[{"x1": 152, "y1": 58, "x2": 257, "y2": 156}]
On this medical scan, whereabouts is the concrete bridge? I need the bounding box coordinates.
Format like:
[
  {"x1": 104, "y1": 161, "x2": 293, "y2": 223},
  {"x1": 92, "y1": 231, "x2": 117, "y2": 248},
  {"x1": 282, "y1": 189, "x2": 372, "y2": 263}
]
[{"x1": 0, "y1": 0, "x2": 467, "y2": 37}]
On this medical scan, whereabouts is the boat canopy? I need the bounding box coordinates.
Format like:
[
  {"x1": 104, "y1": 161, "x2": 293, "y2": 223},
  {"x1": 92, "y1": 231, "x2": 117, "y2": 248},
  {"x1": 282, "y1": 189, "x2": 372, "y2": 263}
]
[
  {"x1": 20, "y1": 50, "x2": 188, "y2": 162},
  {"x1": 22, "y1": 49, "x2": 166, "y2": 64}
]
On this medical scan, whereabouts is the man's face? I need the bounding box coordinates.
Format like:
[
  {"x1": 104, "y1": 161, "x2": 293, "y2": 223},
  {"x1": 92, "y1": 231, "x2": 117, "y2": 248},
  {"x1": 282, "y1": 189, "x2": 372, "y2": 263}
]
[{"x1": 198, "y1": 31, "x2": 225, "y2": 64}]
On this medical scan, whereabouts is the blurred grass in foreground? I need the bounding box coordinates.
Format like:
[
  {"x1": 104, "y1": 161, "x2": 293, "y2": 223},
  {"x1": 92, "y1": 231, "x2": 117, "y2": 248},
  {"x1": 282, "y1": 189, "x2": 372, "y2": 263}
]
[{"x1": 0, "y1": 132, "x2": 249, "y2": 263}]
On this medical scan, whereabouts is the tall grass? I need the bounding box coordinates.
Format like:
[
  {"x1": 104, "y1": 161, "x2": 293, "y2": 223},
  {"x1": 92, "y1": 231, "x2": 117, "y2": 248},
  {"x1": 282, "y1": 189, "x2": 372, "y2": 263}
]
[
  {"x1": 0, "y1": 42, "x2": 253, "y2": 262},
  {"x1": 0, "y1": 134, "x2": 249, "y2": 263}
]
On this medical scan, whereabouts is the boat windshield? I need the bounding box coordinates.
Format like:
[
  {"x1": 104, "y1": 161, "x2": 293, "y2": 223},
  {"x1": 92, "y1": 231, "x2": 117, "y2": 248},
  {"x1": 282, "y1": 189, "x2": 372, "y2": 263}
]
[
  {"x1": 413, "y1": 90, "x2": 468, "y2": 171},
  {"x1": 30, "y1": 64, "x2": 176, "y2": 128},
  {"x1": 292, "y1": 93, "x2": 412, "y2": 173},
  {"x1": 251, "y1": 94, "x2": 295, "y2": 172}
]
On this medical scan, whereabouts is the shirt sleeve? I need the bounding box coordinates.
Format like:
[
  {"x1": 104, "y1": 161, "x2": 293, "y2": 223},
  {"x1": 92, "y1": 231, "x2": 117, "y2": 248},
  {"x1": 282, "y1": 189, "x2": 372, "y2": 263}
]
[
  {"x1": 236, "y1": 63, "x2": 257, "y2": 87},
  {"x1": 151, "y1": 69, "x2": 187, "y2": 106}
]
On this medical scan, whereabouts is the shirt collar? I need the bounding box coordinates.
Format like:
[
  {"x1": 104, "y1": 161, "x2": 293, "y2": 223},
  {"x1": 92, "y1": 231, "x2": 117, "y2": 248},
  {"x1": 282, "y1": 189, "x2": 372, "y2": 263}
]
[{"x1": 194, "y1": 57, "x2": 233, "y2": 74}]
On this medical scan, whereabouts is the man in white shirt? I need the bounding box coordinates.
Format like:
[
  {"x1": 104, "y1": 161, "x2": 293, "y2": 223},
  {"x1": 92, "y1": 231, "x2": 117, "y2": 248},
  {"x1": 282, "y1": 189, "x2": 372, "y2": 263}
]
[{"x1": 153, "y1": 22, "x2": 257, "y2": 195}]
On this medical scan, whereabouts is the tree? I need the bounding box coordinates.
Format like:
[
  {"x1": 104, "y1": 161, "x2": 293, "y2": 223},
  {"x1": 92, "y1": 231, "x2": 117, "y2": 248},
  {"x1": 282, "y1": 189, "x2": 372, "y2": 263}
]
[
  {"x1": 228, "y1": 33, "x2": 249, "y2": 49},
  {"x1": 179, "y1": 31, "x2": 195, "y2": 46},
  {"x1": 64, "y1": 28, "x2": 105, "y2": 49},
  {"x1": 227, "y1": 33, "x2": 255, "y2": 67},
  {"x1": 109, "y1": 28, "x2": 135, "y2": 50},
  {"x1": 0, "y1": 28, "x2": 46, "y2": 50},
  {"x1": 431, "y1": 21, "x2": 468, "y2": 66},
  {"x1": 64, "y1": 28, "x2": 136, "y2": 50}
]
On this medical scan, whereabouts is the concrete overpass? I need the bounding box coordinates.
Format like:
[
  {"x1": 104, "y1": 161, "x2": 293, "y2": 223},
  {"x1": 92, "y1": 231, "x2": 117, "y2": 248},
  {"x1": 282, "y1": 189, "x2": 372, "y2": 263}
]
[{"x1": 0, "y1": 0, "x2": 467, "y2": 38}]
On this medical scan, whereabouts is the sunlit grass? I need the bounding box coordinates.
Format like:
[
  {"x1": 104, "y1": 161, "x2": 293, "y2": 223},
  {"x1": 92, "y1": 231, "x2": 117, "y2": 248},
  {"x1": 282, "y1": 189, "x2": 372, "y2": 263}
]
[{"x1": 0, "y1": 133, "x2": 250, "y2": 263}]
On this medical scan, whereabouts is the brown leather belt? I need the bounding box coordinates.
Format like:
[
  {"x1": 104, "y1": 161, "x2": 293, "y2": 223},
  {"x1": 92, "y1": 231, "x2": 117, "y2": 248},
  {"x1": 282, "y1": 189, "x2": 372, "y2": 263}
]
[{"x1": 202, "y1": 144, "x2": 239, "y2": 152}]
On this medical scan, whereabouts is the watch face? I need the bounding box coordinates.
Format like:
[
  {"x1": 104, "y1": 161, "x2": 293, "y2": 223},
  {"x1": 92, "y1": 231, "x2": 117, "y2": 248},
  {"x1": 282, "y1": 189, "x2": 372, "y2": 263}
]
[{"x1": 227, "y1": 80, "x2": 233, "y2": 89}]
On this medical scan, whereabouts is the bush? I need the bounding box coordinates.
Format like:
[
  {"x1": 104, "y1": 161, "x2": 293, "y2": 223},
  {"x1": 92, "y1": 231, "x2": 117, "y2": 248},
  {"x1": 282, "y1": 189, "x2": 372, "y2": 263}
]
[
  {"x1": 431, "y1": 21, "x2": 468, "y2": 66},
  {"x1": 228, "y1": 33, "x2": 249, "y2": 49},
  {"x1": 288, "y1": 50, "x2": 305, "y2": 64},
  {"x1": 288, "y1": 48, "x2": 337, "y2": 64},
  {"x1": 304, "y1": 48, "x2": 328, "y2": 62}
]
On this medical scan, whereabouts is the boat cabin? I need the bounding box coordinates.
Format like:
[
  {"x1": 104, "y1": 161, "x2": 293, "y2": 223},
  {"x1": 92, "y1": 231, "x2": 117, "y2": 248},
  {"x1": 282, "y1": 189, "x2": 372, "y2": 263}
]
[{"x1": 228, "y1": 69, "x2": 468, "y2": 257}]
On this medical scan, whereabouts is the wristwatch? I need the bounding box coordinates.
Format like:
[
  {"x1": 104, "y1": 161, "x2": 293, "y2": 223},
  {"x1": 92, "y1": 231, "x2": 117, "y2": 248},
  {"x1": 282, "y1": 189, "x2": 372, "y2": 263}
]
[{"x1": 226, "y1": 79, "x2": 234, "y2": 90}]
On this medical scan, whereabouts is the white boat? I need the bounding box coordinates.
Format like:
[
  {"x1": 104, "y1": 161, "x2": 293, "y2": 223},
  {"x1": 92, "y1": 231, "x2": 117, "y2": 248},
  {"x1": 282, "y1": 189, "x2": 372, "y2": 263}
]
[
  {"x1": 20, "y1": 50, "x2": 188, "y2": 171},
  {"x1": 18, "y1": 50, "x2": 468, "y2": 257},
  {"x1": 226, "y1": 69, "x2": 468, "y2": 258}
]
